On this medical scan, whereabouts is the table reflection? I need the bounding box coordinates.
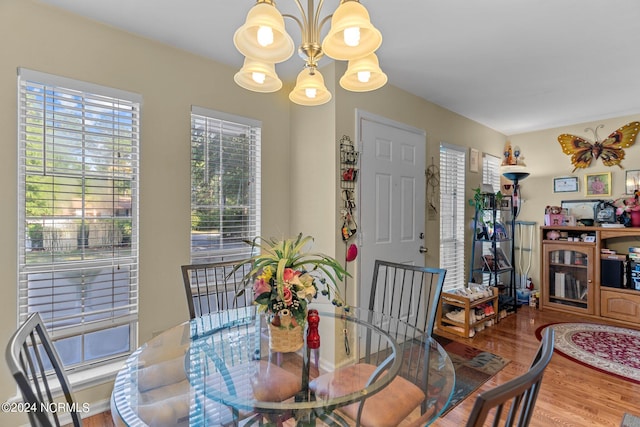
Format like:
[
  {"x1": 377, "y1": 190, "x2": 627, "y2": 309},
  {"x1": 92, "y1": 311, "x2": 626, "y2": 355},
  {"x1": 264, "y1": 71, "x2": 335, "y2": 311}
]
[{"x1": 111, "y1": 306, "x2": 455, "y2": 426}]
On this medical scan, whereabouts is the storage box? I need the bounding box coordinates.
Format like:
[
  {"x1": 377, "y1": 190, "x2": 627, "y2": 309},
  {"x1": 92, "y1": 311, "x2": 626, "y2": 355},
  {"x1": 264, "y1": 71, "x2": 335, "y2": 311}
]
[
  {"x1": 516, "y1": 289, "x2": 531, "y2": 304},
  {"x1": 544, "y1": 214, "x2": 564, "y2": 226}
]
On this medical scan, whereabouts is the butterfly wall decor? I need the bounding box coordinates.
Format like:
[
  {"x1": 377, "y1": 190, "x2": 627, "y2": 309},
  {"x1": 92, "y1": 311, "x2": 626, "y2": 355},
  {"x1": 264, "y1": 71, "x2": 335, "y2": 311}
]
[{"x1": 557, "y1": 121, "x2": 640, "y2": 172}]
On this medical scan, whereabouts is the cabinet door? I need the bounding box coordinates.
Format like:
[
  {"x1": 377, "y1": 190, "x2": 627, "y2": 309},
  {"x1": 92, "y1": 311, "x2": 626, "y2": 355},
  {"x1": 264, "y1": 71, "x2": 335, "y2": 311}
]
[{"x1": 542, "y1": 243, "x2": 594, "y2": 314}]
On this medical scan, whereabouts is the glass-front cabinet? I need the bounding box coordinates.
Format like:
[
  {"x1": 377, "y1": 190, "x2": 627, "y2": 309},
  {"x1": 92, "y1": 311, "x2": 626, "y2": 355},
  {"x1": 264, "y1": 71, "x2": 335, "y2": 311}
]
[{"x1": 542, "y1": 242, "x2": 595, "y2": 314}]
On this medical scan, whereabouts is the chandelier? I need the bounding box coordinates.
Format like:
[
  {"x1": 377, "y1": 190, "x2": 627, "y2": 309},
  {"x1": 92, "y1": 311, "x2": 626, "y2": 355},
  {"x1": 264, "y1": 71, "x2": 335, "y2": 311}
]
[{"x1": 233, "y1": 0, "x2": 386, "y2": 106}]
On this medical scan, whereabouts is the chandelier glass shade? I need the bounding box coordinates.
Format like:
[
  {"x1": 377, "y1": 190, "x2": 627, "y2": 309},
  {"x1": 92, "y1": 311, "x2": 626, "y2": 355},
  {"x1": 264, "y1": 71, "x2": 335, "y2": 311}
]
[
  {"x1": 289, "y1": 67, "x2": 332, "y2": 106},
  {"x1": 233, "y1": 0, "x2": 386, "y2": 106},
  {"x1": 340, "y1": 53, "x2": 386, "y2": 92},
  {"x1": 234, "y1": 58, "x2": 283, "y2": 92},
  {"x1": 233, "y1": 2, "x2": 295, "y2": 63},
  {"x1": 321, "y1": 1, "x2": 382, "y2": 60}
]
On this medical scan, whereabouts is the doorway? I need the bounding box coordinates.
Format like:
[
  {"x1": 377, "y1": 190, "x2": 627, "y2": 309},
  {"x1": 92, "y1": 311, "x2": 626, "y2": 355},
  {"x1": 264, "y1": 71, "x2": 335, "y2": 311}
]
[{"x1": 357, "y1": 111, "x2": 427, "y2": 312}]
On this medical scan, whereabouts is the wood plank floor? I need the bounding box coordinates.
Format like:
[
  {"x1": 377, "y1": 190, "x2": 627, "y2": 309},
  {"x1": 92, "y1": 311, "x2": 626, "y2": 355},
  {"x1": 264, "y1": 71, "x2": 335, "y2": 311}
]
[
  {"x1": 88, "y1": 306, "x2": 640, "y2": 426},
  {"x1": 433, "y1": 306, "x2": 640, "y2": 427}
]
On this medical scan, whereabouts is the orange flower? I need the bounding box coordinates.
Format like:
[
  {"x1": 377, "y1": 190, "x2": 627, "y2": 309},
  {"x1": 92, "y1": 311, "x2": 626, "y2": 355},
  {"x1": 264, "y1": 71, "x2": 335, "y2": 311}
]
[{"x1": 282, "y1": 268, "x2": 300, "y2": 283}]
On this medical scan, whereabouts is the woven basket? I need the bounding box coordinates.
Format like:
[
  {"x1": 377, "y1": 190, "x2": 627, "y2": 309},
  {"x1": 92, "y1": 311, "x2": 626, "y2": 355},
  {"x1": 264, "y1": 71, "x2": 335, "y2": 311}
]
[{"x1": 267, "y1": 322, "x2": 303, "y2": 353}]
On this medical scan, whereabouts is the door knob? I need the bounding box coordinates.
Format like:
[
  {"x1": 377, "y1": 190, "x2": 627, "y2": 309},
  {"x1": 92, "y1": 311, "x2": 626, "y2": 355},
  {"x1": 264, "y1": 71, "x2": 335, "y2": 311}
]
[{"x1": 419, "y1": 246, "x2": 428, "y2": 253}]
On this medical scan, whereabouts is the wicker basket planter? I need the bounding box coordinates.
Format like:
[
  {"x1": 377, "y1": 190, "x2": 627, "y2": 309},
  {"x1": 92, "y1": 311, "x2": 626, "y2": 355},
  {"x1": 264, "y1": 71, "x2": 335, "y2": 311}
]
[{"x1": 268, "y1": 310, "x2": 304, "y2": 353}]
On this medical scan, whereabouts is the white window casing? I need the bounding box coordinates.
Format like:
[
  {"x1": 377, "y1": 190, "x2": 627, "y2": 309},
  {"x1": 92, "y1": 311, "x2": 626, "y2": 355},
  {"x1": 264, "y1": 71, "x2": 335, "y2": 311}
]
[{"x1": 18, "y1": 68, "x2": 140, "y2": 372}]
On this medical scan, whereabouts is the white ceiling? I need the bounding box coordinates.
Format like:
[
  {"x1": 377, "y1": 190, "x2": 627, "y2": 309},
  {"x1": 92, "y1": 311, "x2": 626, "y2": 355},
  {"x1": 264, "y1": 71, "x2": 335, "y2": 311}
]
[{"x1": 36, "y1": 0, "x2": 640, "y2": 135}]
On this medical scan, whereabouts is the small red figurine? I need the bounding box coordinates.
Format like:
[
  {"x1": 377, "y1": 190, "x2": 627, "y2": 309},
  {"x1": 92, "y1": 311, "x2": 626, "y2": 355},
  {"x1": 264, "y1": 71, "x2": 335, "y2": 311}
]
[{"x1": 307, "y1": 309, "x2": 320, "y2": 369}]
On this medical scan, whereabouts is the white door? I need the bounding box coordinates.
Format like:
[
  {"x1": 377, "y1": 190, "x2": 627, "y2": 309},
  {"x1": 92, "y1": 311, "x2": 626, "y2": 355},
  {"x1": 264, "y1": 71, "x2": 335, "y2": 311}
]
[{"x1": 357, "y1": 113, "x2": 426, "y2": 319}]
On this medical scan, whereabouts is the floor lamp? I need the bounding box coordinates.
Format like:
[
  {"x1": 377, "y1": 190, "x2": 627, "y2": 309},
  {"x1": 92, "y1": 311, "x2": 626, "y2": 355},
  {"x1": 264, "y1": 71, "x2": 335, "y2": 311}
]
[{"x1": 503, "y1": 171, "x2": 529, "y2": 310}]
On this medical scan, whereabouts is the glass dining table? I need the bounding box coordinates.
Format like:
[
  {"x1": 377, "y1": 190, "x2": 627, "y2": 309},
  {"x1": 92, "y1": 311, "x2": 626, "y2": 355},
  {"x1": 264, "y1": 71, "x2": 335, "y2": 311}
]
[{"x1": 111, "y1": 306, "x2": 455, "y2": 426}]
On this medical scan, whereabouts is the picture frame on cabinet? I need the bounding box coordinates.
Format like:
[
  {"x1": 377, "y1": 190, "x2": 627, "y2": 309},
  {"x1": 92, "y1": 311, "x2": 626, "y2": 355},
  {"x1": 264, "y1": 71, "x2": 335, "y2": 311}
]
[
  {"x1": 553, "y1": 176, "x2": 578, "y2": 193},
  {"x1": 585, "y1": 172, "x2": 611, "y2": 197},
  {"x1": 625, "y1": 169, "x2": 640, "y2": 194}
]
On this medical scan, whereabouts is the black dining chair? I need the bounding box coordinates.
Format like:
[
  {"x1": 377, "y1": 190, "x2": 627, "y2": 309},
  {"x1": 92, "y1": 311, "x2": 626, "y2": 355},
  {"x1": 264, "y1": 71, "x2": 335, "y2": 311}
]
[
  {"x1": 6, "y1": 312, "x2": 83, "y2": 427},
  {"x1": 181, "y1": 261, "x2": 302, "y2": 425},
  {"x1": 464, "y1": 327, "x2": 555, "y2": 427},
  {"x1": 310, "y1": 260, "x2": 446, "y2": 427},
  {"x1": 181, "y1": 260, "x2": 254, "y2": 319}
]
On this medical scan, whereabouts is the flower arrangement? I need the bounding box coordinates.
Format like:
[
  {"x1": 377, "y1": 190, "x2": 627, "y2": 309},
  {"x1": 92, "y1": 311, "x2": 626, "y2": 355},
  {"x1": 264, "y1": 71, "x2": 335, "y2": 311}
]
[{"x1": 236, "y1": 234, "x2": 349, "y2": 330}]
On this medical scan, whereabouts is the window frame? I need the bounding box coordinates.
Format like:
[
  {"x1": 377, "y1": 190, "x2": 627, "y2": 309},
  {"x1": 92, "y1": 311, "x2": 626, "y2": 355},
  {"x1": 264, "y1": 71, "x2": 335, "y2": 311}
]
[
  {"x1": 17, "y1": 68, "x2": 140, "y2": 376},
  {"x1": 439, "y1": 143, "x2": 467, "y2": 291},
  {"x1": 189, "y1": 106, "x2": 261, "y2": 263}
]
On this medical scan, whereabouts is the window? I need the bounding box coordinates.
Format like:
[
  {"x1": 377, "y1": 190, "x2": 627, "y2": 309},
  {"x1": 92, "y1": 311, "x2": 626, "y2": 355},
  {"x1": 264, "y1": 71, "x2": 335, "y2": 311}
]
[
  {"x1": 190, "y1": 107, "x2": 261, "y2": 262},
  {"x1": 482, "y1": 153, "x2": 501, "y2": 193},
  {"x1": 439, "y1": 143, "x2": 466, "y2": 291},
  {"x1": 18, "y1": 69, "x2": 140, "y2": 371}
]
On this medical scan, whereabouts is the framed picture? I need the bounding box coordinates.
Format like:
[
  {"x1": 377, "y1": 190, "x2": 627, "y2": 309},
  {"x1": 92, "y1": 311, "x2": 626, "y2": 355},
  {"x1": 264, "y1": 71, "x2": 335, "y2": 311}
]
[
  {"x1": 482, "y1": 254, "x2": 495, "y2": 271},
  {"x1": 500, "y1": 197, "x2": 512, "y2": 210},
  {"x1": 469, "y1": 148, "x2": 479, "y2": 173},
  {"x1": 494, "y1": 248, "x2": 512, "y2": 270},
  {"x1": 553, "y1": 176, "x2": 578, "y2": 193},
  {"x1": 482, "y1": 248, "x2": 511, "y2": 272},
  {"x1": 625, "y1": 169, "x2": 640, "y2": 194},
  {"x1": 584, "y1": 172, "x2": 611, "y2": 197}
]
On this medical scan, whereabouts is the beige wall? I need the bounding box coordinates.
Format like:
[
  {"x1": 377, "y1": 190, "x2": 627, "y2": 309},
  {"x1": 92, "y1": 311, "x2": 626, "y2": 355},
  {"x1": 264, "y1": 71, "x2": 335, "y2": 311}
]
[
  {"x1": 7, "y1": 0, "x2": 637, "y2": 423},
  {"x1": 509, "y1": 114, "x2": 640, "y2": 288},
  {"x1": 0, "y1": 1, "x2": 294, "y2": 423}
]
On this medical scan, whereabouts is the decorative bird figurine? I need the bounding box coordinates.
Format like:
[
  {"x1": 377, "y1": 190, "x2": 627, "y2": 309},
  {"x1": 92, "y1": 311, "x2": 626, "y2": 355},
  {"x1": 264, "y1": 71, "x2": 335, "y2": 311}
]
[{"x1": 557, "y1": 121, "x2": 640, "y2": 172}]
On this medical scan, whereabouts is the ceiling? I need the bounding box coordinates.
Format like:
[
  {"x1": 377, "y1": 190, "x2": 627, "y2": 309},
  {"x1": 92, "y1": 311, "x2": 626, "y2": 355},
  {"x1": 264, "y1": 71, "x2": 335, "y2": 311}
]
[{"x1": 36, "y1": 0, "x2": 640, "y2": 135}]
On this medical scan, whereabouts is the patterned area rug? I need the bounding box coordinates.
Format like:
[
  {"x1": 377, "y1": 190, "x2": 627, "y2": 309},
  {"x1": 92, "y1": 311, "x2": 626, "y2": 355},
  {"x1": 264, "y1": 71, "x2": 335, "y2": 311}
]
[
  {"x1": 433, "y1": 335, "x2": 510, "y2": 414},
  {"x1": 536, "y1": 322, "x2": 640, "y2": 384}
]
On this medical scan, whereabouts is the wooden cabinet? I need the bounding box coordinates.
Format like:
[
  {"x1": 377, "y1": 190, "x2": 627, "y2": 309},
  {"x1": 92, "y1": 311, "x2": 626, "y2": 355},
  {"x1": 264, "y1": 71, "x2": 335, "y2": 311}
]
[
  {"x1": 601, "y1": 289, "x2": 640, "y2": 323},
  {"x1": 541, "y1": 242, "x2": 594, "y2": 315},
  {"x1": 540, "y1": 226, "x2": 640, "y2": 328}
]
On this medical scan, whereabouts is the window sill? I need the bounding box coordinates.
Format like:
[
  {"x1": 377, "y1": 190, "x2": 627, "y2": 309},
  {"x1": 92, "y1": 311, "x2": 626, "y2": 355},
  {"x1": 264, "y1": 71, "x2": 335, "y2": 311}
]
[
  {"x1": 67, "y1": 360, "x2": 123, "y2": 392},
  {"x1": 8, "y1": 360, "x2": 123, "y2": 404}
]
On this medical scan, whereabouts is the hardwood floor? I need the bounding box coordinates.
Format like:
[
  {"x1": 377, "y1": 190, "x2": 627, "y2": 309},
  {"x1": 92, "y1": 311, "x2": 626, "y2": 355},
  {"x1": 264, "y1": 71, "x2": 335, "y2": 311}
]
[
  {"x1": 433, "y1": 306, "x2": 640, "y2": 427},
  {"x1": 88, "y1": 306, "x2": 639, "y2": 426}
]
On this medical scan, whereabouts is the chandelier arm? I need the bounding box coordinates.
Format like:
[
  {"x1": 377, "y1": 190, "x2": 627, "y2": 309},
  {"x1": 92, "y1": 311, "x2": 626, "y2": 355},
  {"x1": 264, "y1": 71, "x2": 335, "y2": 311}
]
[
  {"x1": 318, "y1": 15, "x2": 332, "y2": 33},
  {"x1": 282, "y1": 13, "x2": 304, "y2": 36},
  {"x1": 312, "y1": 0, "x2": 326, "y2": 42},
  {"x1": 290, "y1": 0, "x2": 309, "y2": 40}
]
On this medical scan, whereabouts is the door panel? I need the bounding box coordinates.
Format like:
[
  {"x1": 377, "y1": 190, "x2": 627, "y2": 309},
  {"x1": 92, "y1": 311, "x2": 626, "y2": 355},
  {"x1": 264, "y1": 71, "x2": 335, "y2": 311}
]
[{"x1": 358, "y1": 115, "x2": 426, "y2": 318}]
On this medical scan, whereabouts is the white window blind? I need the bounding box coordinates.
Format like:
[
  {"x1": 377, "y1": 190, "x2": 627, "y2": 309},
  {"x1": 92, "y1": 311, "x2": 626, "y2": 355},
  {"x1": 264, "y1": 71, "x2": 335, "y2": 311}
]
[
  {"x1": 483, "y1": 153, "x2": 501, "y2": 192},
  {"x1": 18, "y1": 68, "x2": 140, "y2": 370},
  {"x1": 439, "y1": 143, "x2": 466, "y2": 291},
  {"x1": 190, "y1": 107, "x2": 261, "y2": 262}
]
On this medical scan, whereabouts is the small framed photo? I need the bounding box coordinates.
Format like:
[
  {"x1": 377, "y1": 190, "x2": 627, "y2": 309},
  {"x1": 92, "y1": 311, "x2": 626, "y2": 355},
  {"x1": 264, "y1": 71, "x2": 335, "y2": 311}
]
[
  {"x1": 469, "y1": 148, "x2": 479, "y2": 173},
  {"x1": 584, "y1": 235, "x2": 596, "y2": 243},
  {"x1": 553, "y1": 176, "x2": 579, "y2": 193},
  {"x1": 585, "y1": 172, "x2": 611, "y2": 197},
  {"x1": 482, "y1": 254, "x2": 495, "y2": 271},
  {"x1": 625, "y1": 170, "x2": 640, "y2": 194},
  {"x1": 494, "y1": 248, "x2": 512, "y2": 270},
  {"x1": 500, "y1": 197, "x2": 512, "y2": 210}
]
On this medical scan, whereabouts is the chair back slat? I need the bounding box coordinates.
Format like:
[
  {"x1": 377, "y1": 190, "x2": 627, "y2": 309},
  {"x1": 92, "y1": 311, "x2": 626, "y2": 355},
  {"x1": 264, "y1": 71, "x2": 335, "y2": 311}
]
[
  {"x1": 367, "y1": 260, "x2": 446, "y2": 386},
  {"x1": 181, "y1": 261, "x2": 253, "y2": 319},
  {"x1": 5, "y1": 312, "x2": 83, "y2": 427},
  {"x1": 465, "y1": 327, "x2": 555, "y2": 427},
  {"x1": 369, "y1": 260, "x2": 446, "y2": 337}
]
